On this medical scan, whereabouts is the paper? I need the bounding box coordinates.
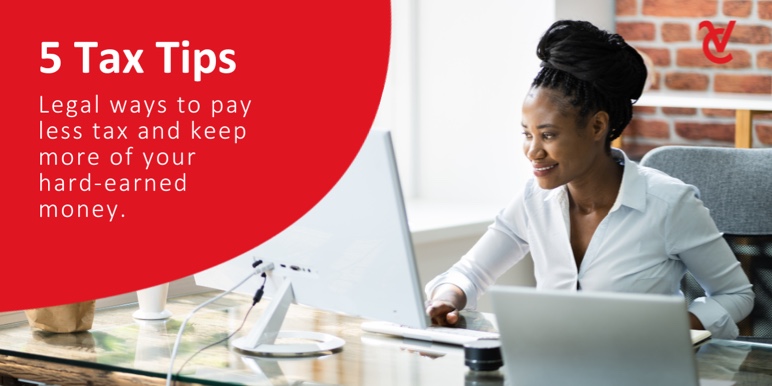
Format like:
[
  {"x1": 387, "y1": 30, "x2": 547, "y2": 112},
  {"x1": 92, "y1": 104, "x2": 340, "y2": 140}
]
[{"x1": 24, "y1": 300, "x2": 95, "y2": 333}]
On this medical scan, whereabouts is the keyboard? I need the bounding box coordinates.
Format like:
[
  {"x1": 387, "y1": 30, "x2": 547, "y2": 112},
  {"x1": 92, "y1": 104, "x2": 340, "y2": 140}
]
[{"x1": 360, "y1": 320, "x2": 500, "y2": 346}]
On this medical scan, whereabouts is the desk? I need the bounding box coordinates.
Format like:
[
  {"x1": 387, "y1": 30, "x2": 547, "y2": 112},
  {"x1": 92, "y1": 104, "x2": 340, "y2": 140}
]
[
  {"x1": 0, "y1": 292, "x2": 771, "y2": 386},
  {"x1": 614, "y1": 90, "x2": 772, "y2": 149}
]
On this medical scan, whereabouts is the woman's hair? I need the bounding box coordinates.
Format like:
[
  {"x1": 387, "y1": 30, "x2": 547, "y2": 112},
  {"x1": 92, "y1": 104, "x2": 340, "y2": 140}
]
[{"x1": 532, "y1": 20, "x2": 647, "y2": 145}]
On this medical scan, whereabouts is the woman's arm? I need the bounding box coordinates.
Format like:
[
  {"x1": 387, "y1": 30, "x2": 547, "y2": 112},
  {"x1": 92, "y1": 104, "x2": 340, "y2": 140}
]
[
  {"x1": 424, "y1": 193, "x2": 532, "y2": 319},
  {"x1": 667, "y1": 188, "x2": 754, "y2": 339},
  {"x1": 689, "y1": 312, "x2": 705, "y2": 330}
]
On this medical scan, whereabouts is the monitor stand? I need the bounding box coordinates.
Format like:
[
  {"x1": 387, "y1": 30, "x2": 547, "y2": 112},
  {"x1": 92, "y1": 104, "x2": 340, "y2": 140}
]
[{"x1": 231, "y1": 277, "x2": 345, "y2": 356}]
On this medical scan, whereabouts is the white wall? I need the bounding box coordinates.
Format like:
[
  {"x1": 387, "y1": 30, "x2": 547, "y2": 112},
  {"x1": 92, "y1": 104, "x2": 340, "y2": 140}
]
[
  {"x1": 556, "y1": 0, "x2": 616, "y2": 32},
  {"x1": 372, "y1": 0, "x2": 419, "y2": 197},
  {"x1": 373, "y1": 1, "x2": 557, "y2": 206},
  {"x1": 415, "y1": 1, "x2": 554, "y2": 205}
]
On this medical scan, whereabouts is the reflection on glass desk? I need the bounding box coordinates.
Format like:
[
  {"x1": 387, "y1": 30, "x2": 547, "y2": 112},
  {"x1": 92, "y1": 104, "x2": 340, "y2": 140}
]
[{"x1": 0, "y1": 291, "x2": 771, "y2": 386}]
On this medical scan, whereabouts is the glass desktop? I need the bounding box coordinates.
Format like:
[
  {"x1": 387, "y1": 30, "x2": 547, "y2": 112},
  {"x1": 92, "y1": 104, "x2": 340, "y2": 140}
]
[{"x1": 1, "y1": 292, "x2": 771, "y2": 386}]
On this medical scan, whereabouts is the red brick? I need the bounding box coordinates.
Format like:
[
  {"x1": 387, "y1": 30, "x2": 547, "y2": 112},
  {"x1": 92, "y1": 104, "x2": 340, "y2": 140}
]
[
  {"x1": 675, "y1": 122, "x2": 734, "y2": 142},
  {"x1": 636, "y1": 47, "x2": 670, "y2": 66},
  {"x1": 643, "y1": 0, "x2": 718, "y2": 16},
  {"x1": 734, "y1": 25, "x2": 772, "y2": 44},
  {"x1": 617, "y1": 0, "x2": 637, "y2": 15},
  {"x1": 723, "y1": 0, "x2": 752, "y2": 16},
  {"x1": 714, "y1": 74, "x2": 772, "y2": 94},
  {"x1": 729, "y1": 24, "x2": 772, "y2": 44},
  {"x1": 702, "y1": 108, "x2": 735, "y2": 117},
  {"x1": 760, "y1": 1, "x2": 772, "y2": 19},
  {"x1": 758, "y1": 52, "x2": 772, "y2": 69},
  {"x1": 662, "y1": 23, "x2": 691, "y2": 42},
  {"x1": 757, "y1": 124, "x2": 772, "y2": 145},
  {"x1": 617, "y1": 22, "x2": 656, "y2": 41},
  {"x1": 662, "y1": 107, "x2": 697, "y2": 115},
  {"x1": 626, "y1": 118, "x2": 671, "y2": 138},
  {"x1": 676, "y1": 48, "x2": 751, "y2": 68},
  {"x1": 634, "y1": 105, "x2": 657, "y2": 114},
  {"x1": 756, "y1": 112, "x2": 772, "y2": 119},
  {"x1": 664, "y1": 72, "x2": 709, "y2": 90}
]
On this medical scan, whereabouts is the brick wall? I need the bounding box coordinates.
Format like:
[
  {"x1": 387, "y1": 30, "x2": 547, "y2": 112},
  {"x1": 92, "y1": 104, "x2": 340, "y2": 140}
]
[{"x1": 615, "y1": 0, "x2": 772, "y2": 158}]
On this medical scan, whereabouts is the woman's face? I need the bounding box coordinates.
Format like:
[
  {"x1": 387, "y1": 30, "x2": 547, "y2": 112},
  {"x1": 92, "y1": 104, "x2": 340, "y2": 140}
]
[{"x1": 521, "y1": 86, "x2": 606, "y2": 190}]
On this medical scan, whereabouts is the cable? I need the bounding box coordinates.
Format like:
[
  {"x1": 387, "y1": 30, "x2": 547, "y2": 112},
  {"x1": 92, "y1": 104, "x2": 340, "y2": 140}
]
[
  {"x1": 173, "y1": 273, "x2": 268, "y2": 383},
  {"x1": 165, "y1": 261, "x2": 274, "y2": 386}
]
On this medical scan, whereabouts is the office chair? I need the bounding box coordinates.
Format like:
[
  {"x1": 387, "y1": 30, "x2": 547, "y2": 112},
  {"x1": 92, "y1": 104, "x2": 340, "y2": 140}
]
[{"x1": 639, "y1": 146, "x2": 772, "y2": 339}]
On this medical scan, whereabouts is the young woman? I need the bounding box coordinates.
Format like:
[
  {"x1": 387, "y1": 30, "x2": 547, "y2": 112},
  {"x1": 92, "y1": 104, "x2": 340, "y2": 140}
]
[{"x1": 424, "y1": 20, "x2": 753, "y2": 340}]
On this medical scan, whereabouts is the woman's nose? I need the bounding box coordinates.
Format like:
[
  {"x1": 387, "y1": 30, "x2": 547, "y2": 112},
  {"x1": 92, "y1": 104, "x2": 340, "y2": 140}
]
[{"x1": 526, "y1": 138, "x2": 544, "y2": 161}]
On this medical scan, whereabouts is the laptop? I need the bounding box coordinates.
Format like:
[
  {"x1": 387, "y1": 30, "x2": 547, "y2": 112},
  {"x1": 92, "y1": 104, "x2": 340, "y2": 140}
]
[{"x1": 489, "y1": 286, "x2": 707, "y2": 386}]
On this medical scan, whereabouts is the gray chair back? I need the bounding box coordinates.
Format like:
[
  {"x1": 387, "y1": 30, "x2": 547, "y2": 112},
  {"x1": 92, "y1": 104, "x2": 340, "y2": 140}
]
[{"x1": 640, "y1": 146, "x2": 772, "y2": 338}]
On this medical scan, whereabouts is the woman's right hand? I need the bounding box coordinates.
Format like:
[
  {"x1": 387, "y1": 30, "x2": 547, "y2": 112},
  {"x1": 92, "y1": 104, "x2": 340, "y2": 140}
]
[{"x1": 425, "y1": 284, "x2": 467, "y2": 326}]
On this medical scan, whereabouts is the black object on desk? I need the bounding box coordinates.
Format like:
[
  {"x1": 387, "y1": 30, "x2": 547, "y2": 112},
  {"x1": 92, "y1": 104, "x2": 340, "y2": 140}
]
[{"x1": 464, "y1": 340, "x2": 503, "y2": 371}]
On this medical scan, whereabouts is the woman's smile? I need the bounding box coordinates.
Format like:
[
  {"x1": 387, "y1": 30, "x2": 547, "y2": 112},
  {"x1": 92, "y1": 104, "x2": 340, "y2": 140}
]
[{"x1": 532, "y1": 163, "x2": 558, "y2": 176}]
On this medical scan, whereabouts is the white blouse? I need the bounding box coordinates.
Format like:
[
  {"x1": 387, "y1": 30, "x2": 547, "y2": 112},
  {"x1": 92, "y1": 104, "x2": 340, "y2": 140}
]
[{"x1": 425, "y1": 149, "x2": 754, "y2": 339}]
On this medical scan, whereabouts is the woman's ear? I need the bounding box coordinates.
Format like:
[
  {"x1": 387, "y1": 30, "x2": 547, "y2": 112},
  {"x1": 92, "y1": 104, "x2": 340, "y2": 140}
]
[{"x1": 591, "y1": 111, "x2": 610, "y2": 142}]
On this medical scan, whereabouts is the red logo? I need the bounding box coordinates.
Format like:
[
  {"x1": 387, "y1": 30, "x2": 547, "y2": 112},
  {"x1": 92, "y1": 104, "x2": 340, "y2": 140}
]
[{"x1": 700, "y1": 20, "x2": 736, "y2": 64}]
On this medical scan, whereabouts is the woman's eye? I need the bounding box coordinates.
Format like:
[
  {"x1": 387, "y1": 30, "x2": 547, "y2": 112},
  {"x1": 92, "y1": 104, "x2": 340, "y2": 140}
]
[
  {"x1": 521, "y1": 131, "x2": 533, "y2": 139},
  {"x1": 542, "y1": 133, "x2": 555, "y2": 140}
]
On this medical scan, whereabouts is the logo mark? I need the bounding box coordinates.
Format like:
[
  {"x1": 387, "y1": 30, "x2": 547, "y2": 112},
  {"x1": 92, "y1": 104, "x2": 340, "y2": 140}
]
[{"x1": 700, "y1": 20, "x2": 736, "y2": 64}]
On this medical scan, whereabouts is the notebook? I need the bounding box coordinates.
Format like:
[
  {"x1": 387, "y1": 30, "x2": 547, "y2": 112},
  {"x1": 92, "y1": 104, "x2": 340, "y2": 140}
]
[{"x1": 490, "y1": 286, "x2": 708, "y2": 386}]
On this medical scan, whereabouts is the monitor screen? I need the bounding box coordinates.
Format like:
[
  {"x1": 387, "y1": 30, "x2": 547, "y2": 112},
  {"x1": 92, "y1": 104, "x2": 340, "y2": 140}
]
[{"x1": 194, "y1": 130, "x2": 428, "y2": 355}]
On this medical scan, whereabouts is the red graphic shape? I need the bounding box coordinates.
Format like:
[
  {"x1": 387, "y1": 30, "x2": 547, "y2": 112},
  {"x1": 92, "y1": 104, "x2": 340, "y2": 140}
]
[{"x1": 0, "y1": 2, "x2": 391, "y2": 311}]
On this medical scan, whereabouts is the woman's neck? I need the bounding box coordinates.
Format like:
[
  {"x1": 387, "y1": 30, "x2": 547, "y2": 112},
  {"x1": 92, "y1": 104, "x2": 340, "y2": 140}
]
[{"x1": 566, "y1": 153, "x2": 624, "y2": 214}]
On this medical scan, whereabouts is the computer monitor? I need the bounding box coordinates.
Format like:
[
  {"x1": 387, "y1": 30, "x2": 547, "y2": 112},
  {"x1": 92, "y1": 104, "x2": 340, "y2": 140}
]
[{"x1": 194, "y1": 129, "x2": 428, "y2": 356}]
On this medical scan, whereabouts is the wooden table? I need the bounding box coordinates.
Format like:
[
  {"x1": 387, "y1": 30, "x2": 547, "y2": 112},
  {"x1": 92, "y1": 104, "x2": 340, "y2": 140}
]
[
  {"x1": 613, "y1": 90, "x2": 772, "y2": 149},
  {"x1": 1, "y1": 292, "x2": 772, "y2": 386}
]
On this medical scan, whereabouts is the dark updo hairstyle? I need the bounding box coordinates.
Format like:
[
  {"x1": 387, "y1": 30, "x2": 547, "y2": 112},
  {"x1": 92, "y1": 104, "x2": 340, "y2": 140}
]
[{"x1": 532, "y1": 20, "x2": 647, "y2": 146}]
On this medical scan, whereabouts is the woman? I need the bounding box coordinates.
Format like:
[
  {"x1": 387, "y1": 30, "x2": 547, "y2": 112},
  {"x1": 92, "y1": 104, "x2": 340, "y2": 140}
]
[{"x1": 424, "y1": 20, "x2": 753, "y2": 340}]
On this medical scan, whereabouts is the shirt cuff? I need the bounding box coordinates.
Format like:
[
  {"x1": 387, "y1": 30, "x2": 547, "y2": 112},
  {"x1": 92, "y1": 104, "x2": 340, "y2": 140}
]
[
  {"x1": 688, "y1": 297, "x2": 740, "y2": 340},
  {"x1": 424, "y1": 270, "x2": 480, "y2": 310}
]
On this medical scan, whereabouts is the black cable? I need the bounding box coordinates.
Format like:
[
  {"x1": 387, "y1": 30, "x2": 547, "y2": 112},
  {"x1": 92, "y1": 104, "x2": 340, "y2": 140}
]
[
  {"x1": 252, "y1": 272, "x2": 266, "y2": 305},
  {"x1": 172, "y1": 272, "x2": 268, "y2": 385}
]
